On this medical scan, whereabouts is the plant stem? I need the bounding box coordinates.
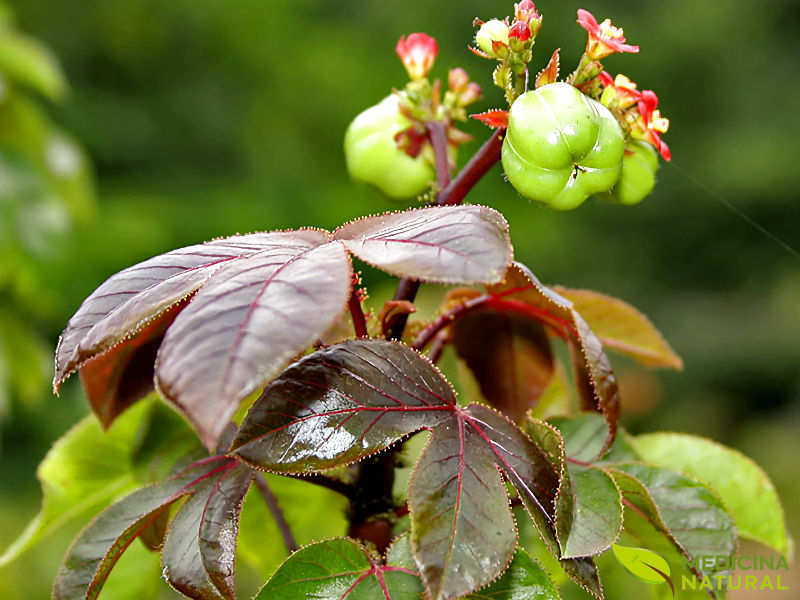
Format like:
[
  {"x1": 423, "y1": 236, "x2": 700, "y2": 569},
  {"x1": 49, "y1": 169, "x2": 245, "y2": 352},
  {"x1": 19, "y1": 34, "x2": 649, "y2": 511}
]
[
  {"x1": 411, "y1": 294, "x2": 491, "y2": 351},
  {"x1": 426, "y1": 120, "x2": 452, "y2": 190},
  {"x1": 427, "y1": 331, "x2": 448, "y2": 364},
  {"x1": 348, "y1": 286, "x2": 368, "y2": 338},
  {"x1": 254, "y1": 473, "x2": 299, "y2": 553},
  {"x1": 283, "y1": 472, "x2": 356, "y2": 498}
]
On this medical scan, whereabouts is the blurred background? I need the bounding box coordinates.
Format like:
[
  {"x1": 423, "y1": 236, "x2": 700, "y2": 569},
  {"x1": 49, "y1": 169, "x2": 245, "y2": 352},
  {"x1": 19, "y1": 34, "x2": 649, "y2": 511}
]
[{"x1": 0, "y1": 0, "x2": 797, "y2": 597}]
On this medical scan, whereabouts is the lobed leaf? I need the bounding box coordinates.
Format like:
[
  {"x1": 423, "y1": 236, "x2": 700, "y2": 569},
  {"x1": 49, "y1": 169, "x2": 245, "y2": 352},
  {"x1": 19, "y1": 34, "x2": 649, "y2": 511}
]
[
  {"x1": 253, "y1": 537, "x2": 422, "y2": 600},
  {"x1": 452, "y1": 309, "x2": 554, "y2": 422},
  {"x1": 156, "y1": 234, "x2": 352, "y2": 449},
  {"x1": 161, "y1": 462, "x2": 253, "y2": 600},
  {"x1": 333, "y1": 205, "x2": 513, "y2": 285},
  {"x1": 553, "y1": 287, "x2": 683, "y2": 369},
  {"x1": 233, "y1": 340, "x2": 594, "y2": 599},
  {"x1": 633, "y1": 432, "x2": 789, "y2": 555},
  {"x1": 52, "y1": 457, "x2": 239, "y2": 600},
  {"x1": 608, "y1": 462, "x2": 736, "y2": 593},
  {"x1": 488, "y1": 263, "x2": 619, "y2": 455}
]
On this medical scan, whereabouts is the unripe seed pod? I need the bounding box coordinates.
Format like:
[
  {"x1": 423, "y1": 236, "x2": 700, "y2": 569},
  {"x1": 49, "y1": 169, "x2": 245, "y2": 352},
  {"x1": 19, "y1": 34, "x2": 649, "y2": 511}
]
[
  {"x1": 598, "y1": 140, "x2": 658, "y2": 205},
  {"x1": 475, "y1": 19, "x2": 509, "y2": 57},
  {"x1": 501, "y1": 82, "x2": 625, "y2": 210},
  {"x1": 344, "y1": 94, "x2": 435, "y2": 199}
]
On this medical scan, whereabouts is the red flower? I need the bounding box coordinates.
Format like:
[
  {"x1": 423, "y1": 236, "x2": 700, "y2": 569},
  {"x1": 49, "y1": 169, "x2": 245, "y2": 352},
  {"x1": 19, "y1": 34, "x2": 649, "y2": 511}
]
[
  {"x1": 633, "y1": 89, "x2": 671, "y2": 161},
  {"x1": 515, "y1": 0, "x2": 539, "y2": 22},
  {"x1": 395, "y1": 33, "x2": 438, "y2": 80},
  {"x1": 509, "y1": 20, "x2": 532, "y2": 42},
  {"x1": 576, "y1": 9, "x2": 639, "y2": 59},
  {"x1": 600, "y1": 71, "x2": 642, "y2": 110}
]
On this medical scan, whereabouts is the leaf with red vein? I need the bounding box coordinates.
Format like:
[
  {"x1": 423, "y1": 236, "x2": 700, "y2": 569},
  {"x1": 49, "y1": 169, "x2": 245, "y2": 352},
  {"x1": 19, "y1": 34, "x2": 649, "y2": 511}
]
[
  {"x1": 452, "y1": 308, "x2": 554, "y2": 422},
  {"x1": 156, "y1": 237, "x2": 352, "y2": 450},
  {"x1": 55, "y1": 232, "x2": 304, "y2": 390},
  {"x1": 52, "y1": 457, "x2": 239, "y2": 600},
  {"x1": 162, "y1": 462, "x2": 253, "y2": 600},
  {"x1": 253, "y1": 537, "x2": 423, "y2": 600},
  {"x1": 333, "y1": 205, "x2": 513, "y2": 285},
  {"x1": 232, "y1": 340, "x2": 599, "y2": 599},
  {"x1": 488, "y1": 263, "x2": 620, "y2": 455},
  {"x1": 409, "y1": 414, "x2": 516, "y2": 600}
]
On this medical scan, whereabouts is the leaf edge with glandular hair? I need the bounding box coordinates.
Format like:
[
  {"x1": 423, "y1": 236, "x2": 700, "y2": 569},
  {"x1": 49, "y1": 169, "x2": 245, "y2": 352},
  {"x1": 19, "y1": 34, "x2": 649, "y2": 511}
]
[
  {"x1": 553, "y1": 287, "x2": 683, "y2": 370},
  {"x1": 333, "y1": 205, "x2": 514, "y2": 285},
  {"x1": 155, "y1": 237, "x2": 353, "y2": 450},
  {"x1": 633, "y1": 432, "x2": 790, "y2": 556}
]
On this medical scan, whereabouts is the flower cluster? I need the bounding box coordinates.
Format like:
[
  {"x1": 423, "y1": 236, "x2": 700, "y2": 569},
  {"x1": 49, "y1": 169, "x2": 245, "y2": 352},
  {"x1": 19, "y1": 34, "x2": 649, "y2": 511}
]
[{"x1": 576, "y1": 8, "x2": 639, "y2": 60}]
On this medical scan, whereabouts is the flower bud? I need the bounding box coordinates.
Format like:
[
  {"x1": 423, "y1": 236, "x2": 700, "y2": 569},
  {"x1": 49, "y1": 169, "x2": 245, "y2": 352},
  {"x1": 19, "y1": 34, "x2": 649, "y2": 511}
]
[
  {"x1": 509, "y1": 21, "x2": 531, "y2": 43},
  {"x1": 395, "y1": 33, "x2": 438, "y2": 80},
  {"x1": 475, "y1": 19, "x2": 509, "y2": 58}
]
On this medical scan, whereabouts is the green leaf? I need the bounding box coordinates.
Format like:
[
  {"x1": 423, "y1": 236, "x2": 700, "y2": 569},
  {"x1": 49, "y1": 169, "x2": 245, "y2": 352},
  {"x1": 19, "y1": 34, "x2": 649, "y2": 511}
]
[
  {"x1": 553, "y1": 287, "x2": 683, "y2": 369},
  {"x1": 466, "y1": 549, "x2": 560, "y2": 599},
  {"x1": 0, "y1": 400, "x2": 151, "y2": 567},
  {"x1": 52, "y1": 457, "x2": 238, "y2": 600},
  {"x1": 0, "y1": 30, "x2": 67, "y2": 99},
  {"x1": 633, "y1": 432, "x2": 790, "y2": 556},
  {"x1": 253, "y1": 538, "x2": 422, "y2": 600},
  {"x1": 548, "y1": 413, "x2": 639, "y2": 465},
  {"x1": 161, "y1": 462, "x2": 253, "y2": 600},
  {"x1": 608, "y1": 462, "x2": 736, "y2": 594},
  {"x1": 611, "y1": 543, "x2": 671, "y2": 585}
]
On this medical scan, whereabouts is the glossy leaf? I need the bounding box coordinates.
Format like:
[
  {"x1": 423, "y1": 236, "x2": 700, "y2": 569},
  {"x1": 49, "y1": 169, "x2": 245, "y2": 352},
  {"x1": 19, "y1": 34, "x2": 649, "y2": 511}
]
[
  {"x1": 608, "y1": 463, "x2": 736, "y2": 587},
  {"x1": 162, "y1": 462, "x2": 253, "y2": 600},
  {"x1": 156, "y1": 234, "x2": 352, "y2": 448},
  {"x1": 488, "y1": 263, "x2": 619, "y2": 455},
  {"x1": 548, "y1": 414, "x2": 639, "y2": 465},
  {"x1": 52, "y1": 457, "x2": 237, "y2": 600},
  {"x1": 333, "y1": 205, "x2": 513, "y2": 285},
  {"x1": 0, "y1": 401, "x2": 151, "y2": 567},
  {"x1": 409, "y1": 414, "x2": 516, "y2": 599},
  {"x1": 466, "y1": 549, "x2": 560, "y2": 599},
  {"x1": 253, "y1": 538, "x2": 422, "y2": 600},
  {"x1": 553, "y1": 287, "x2": 683, "y2": 369},
  {"x1": 634, "y1": 432, "x2": 789, "y2": 555},
  {"x1": 233, "y1": 340, "x2": 594, "y2": 599},
  {"x1": 452, "y1": 308, "x2": 554, "y2": 422}
]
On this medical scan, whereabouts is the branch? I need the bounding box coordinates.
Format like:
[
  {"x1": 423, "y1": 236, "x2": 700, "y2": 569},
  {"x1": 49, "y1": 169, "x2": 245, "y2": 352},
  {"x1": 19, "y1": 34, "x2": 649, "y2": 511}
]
[{"x1": 254, "y1": 473, "x2": 299, "y2": 553}]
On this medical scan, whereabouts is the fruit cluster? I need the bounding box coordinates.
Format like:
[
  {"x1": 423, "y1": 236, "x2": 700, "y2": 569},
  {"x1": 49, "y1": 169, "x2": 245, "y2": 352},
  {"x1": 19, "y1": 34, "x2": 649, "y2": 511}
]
[{"x1": 344, "y1": 3, "x2": 671, "y2": 210}]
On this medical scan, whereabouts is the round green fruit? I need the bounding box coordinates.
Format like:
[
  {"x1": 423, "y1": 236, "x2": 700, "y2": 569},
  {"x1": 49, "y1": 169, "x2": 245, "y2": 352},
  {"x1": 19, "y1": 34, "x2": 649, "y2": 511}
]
[
  {"x1": 501, "y1": 82, "x2": 625, "y2": 210},
  {"x1": 597, "y1": 140, "x2": 659, "y2": 205},
  {"x1": 344, "y1": 94, "x2": 435, "y2": 199}
]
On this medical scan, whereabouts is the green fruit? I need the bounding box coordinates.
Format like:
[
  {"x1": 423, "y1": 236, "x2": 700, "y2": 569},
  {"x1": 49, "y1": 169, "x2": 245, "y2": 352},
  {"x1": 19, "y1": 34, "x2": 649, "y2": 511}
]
[
  {"x1": 598, "y1": 140, "x2": 659, "y2": 205},
  {"x1": 501, "y1": 82, "x2": 625, "y2": 210},
  {"x1": 344, "y1": 94, "x2": 435, "y2": 199}
]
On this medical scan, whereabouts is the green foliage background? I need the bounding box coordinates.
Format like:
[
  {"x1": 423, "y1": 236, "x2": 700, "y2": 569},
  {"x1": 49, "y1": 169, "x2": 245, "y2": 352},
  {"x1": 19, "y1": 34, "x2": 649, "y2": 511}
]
[{"x1": 1, "y1": 0, "x2": 798, "y2": 597}]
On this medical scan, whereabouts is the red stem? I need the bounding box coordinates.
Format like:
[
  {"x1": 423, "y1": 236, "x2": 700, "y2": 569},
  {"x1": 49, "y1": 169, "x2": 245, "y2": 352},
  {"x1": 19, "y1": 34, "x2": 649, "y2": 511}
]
[
  {"x1": 348, "y1": 287, "x2": 368, "y2": 338},
  {"x1": 427, "y1": 331, "x2": 448, "y2": 364},
  {"x1": 438, "y1": 128, "x2": 503, "y2": 206},
  {"x1": 412, "y1": 295, "x2": 491, "y2": 350},
  {"x1": 254, "y1": 473, "x2": 299, "y2": 553}
]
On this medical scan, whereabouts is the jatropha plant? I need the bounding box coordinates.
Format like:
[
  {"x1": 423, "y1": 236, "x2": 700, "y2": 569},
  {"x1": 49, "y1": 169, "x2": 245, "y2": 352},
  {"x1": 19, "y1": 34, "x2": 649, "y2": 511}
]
[{"x1": 3, "y1": 3, "x2": 790, "y2": 600}]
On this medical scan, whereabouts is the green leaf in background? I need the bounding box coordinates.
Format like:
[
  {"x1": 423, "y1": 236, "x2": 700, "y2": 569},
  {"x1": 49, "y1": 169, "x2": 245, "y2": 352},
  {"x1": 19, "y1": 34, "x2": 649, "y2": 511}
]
[
  {"x1": 0, "y1": 308, "x2": 50, "y2": 410},
  {"x1": 552, "y1": 287, "x2": 683, "y2": 370},
  {"x1": 0, "y1": 30, "x2": 67, "y2": 100},
  {"x1": 466, "y1": 548, "x2": 561, "y2": 600},
  {"x1": 611, "y1": 543, "x2": 671, "y2": 585},
  {"x1": 0, "y1": 400, "x2": 151, "y2": 567},
  {"x1": 608, "y1": 462, "x2": 736, "y2": 596},
  {"x1": 253, "y1": 537, "x2": 422, "y2": 600},
  {"x1": 634, "y1": 432, "x2": 791, "y2": 557}
]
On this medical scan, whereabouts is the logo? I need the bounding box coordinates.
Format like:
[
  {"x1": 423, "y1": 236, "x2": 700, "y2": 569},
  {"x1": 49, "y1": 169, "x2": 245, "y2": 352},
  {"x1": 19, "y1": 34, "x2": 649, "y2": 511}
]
[{"x1": 612, "y1": 544, "x2": 675, "y2": 597}]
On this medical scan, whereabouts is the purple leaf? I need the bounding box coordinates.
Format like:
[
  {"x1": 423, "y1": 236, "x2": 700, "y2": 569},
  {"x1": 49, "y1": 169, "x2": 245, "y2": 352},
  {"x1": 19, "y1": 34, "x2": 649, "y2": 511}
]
[
  {"x1": 333, "y1": 205, "x2": 513, "y2": 285},
  {"x1": 488, "y1": 263, "x2": 620, "y2": 455},
  {"x1": 156, "y1": 235, "x2": 352, "y2": 449},
  {"x1": 52, "y1": 457, "x2": 239, "y2": 600},
  {"x1": 162, "y1": 462, "x2": 253, "y2": 600},
  {"x1": 232, "y1": 340, "x2": 600, "y2": 599}
]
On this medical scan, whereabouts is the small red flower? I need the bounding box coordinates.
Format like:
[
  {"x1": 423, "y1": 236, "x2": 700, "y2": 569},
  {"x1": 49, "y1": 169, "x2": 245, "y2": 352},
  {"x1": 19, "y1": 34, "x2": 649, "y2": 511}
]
[
  {"x1": 633, "y1": 89, "x2": 671, "y2": 161},
  {"x1": 600, "y1": 71, "x2": 642, "y2": 110},
  {"x1": 509, "y1": 21, "x2": 532, "y2": 42},
  {"x1": 395, "y1": 33, "x2": 438, "y2": 80},
  {"x1": 515, "y1": 0, "x2": 539, "y2": 22},
  {"x1": 577, "y1": 9, "x2": 639, "y2": 59}
]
